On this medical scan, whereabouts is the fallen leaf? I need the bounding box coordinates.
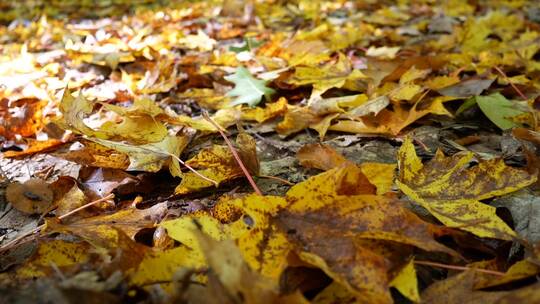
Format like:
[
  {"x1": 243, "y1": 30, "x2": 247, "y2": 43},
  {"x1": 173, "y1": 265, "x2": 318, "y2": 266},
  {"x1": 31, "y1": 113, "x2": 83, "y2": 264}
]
[
  {"x1": 225, "y1": 66, "x2": 275, "y2": 107},
  {"x1": 11, "y1": 240, "x2": 91, "y2": 280},
  {"x1": 54, "y1": 140, "x2": 130, "y2": 170},
  {"x1": 397, "y1": 137, "x2": 537, "y2": 239},
  {"x1": 475, "y1": 93, "x2": 528, "y2": 130},
  {"x1": 91, "y1": 134, "x2": 190, "y2": 177},
  {"x1": 288, "y1": 53, "x2": 365, "y2": 98},
  {"x1": 162, "y1": 195, "x2": 291, "y2": 280},
  {"x1": 55, "y1": 182, "x2": 87, "y2": 217},
  {"x1": 129, "y1": 246, "x2": 205, "y2": 288},
  {"x1": 297, "y1": 143, "x2": 349, "y2": 170},
  {"x1": 185, "y1": 228, "x2": 307, "y2": 304},
  {"x1": 6, "y1": 179, "x2": 54, "y2": 214},
  {"x1": 69, "y1": 202, "x2": 168, "y2": 239},
  {"x1": 3, "y1": 139, "x2": 65, "y2": 158},
  {"x1": 389, "y1": 259, "x2": 420, "y2": 303},
  {"x1": 240, "y1": 97, "x2": 288, "y2": 122},
  {"x1": 437, "y1": 78, "x2": 494, "y2": 97},
  {"x1": 0, "y1": 99, "x2": 47, "y2": 140},
  {"x1": 174, "y1": 133, "x2": 258, "y2": 194}
]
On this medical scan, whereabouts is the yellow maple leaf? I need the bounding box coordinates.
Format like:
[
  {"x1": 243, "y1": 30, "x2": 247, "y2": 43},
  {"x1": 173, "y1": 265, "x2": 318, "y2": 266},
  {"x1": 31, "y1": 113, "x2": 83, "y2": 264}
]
[
  {"x1": 397, "y1": 137, "x2": 537, "y2": 239},
  {"x1": 174, "y1": 133, "x2": 258, "y2": 194},
  {"x1": 10, "y1": 240, "x2": 90, "y2": 280},
  {"x1": 164, "y1": 165, "x2": 454, "y2": 303}
]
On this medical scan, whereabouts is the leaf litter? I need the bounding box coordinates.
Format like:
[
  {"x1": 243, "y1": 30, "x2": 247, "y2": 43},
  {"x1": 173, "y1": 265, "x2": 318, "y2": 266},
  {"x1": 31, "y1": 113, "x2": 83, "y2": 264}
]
[{"x1": 1, "y1": 0, "x2": 540, "y2": 303}]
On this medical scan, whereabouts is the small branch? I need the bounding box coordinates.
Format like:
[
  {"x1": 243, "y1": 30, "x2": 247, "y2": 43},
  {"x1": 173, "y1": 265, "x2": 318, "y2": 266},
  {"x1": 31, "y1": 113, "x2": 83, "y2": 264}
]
[
  {"x1": 0, "y1": 194, "x2": 115, "y2": 252},
  {"x1": 258, "y1": 174, "x2": 294, "y2": 186},
  {"x1": 57, "y1": 194, "x2": 114, "y2": 220},
  {"x1": 494, "y1": 66, "x2": 528, "y2": 101},
  {"x1": 414, "y1": 260, "x2": 505, "y2": 276},
  {"x1": 202, "y1": 111, "x2": 263, "y2": 196},
  {"x1": 164, "y1": 150, "x2": 218, "y2": 187}
]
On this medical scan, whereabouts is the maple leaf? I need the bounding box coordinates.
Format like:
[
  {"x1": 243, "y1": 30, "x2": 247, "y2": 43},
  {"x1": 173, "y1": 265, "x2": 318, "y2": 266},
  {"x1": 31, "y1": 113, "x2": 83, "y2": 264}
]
[
  {"x1": 174, "y1": 133, "x2": 258, "y2": 194},
  {"x1": 91, "y1": 135, "x2": 190, "y2": 177},
  {"x1": 288, "y1": 53, "x2": 366, "y2": 98},
  {"x1": 397, "y1": 137, "x2": 537, "y2": 239},
  {"x1": 185, "y1": 228, "x2": 308, "y2": 304},
  {"x1": 163, "y1": 164, "x2": 454, "y2": 303},
  {"x1": 9, "y1": 240, "x2": 91, "y2": 280},
  {"x1": 54, "y1": 139, "x2": 130, "y2": 170},
  {"x1": 161, "y1": 195, "x2": 290, "y2": 280},
  {"x1": 225, "y1": 66, "x2": 275, "y2": 107}
]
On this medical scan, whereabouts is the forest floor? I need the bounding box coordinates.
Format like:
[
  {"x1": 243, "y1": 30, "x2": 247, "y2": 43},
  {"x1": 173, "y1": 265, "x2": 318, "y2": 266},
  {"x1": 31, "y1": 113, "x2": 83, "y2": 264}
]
[{"x1": 2, "y1": 1, "x2": 540, "y2": 303}]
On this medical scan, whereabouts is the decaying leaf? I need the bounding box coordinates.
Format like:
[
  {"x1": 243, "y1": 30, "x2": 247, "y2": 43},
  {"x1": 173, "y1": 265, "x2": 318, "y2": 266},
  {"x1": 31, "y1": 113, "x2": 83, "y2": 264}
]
[
  {"x1": 184, "y1": 228, "x2": 308, "y2": 304},
  {"x1": 389, "y1": 259, "x2": 420, "y2": 303},
  {"x1": 397, "y1": 137, "x2": 537, "y2": 239},
  {"x1": 91, "y1": 134, "x2": 190, "y2": 177},
  {"x1": 3, "y1": 1, "x2": 540, "y2": 302},
  {"x1": 9, "y1": 240, "x2": 91, "y2": 280},
  {"x1": 297, "y1": 143, "x2": 396, "y2": 195},
  {"x1": 164, "y1": 164, "x2": 454, "y2": 303},
  {"x1": 6, "y1": 179, "x2": 54, "y2": 214},
  {"x1": 175, "y1": 133, "x2": 258, "y2": 194}
]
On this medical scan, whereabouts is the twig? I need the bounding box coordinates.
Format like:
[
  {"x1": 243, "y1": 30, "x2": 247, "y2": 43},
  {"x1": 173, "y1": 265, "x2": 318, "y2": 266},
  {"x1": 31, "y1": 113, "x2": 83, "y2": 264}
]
[
  {"x1": 0, "y1": 194, "x2": 115, "y2": 252},
  {"x1": 57, "y1": 194, "x2": 114, "y2": 220},
  {"x1": 202, "y1": 111, "x2": 263, "y2": 195},
  {"x1": 414, "y1": 260, "x2": 505, "y2": 276},
  {"x1": 160, "y1": 150, "x2": 218, "y2": 186},
  {"x1": 258, "y1": 174, "x2": 294, "y2": 186},
  {"x1": 494, "y1": 66, "x2": 528, "y2": 101}
]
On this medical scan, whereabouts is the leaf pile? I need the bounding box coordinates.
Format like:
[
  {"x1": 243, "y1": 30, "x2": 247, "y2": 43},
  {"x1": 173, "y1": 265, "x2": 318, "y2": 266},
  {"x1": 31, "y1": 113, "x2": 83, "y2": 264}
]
[{"x1": 2, "y1": 0, "x2": 540, "y2": 303}]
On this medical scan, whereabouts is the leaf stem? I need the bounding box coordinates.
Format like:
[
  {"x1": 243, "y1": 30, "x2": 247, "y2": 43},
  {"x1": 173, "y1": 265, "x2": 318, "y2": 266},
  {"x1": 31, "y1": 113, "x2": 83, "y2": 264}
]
[
  {"x1": 257, "y1": 174, "x2": 294, "y2": 186},
  {"x1": 414, "y1": 260, "x2": 505, "y2": 276},
  {"x1": 0, "y1": 194, "x2": 115, "y2": 252},
  {"x1": 494, "y1": 66, "x2": 528, "y2": 101}
]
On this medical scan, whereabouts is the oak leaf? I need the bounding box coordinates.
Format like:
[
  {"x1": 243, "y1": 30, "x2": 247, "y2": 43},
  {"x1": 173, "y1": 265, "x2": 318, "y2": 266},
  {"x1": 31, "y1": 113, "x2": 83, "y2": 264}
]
[{"x1": 225, "y1": 66, "x2": 275, "y2": 107}]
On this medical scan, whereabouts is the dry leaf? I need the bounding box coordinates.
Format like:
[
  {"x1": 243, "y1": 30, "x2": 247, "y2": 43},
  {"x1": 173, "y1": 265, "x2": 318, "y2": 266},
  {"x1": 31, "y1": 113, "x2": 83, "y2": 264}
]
[{"x1": 397, "y1": 137, "x2": 537, "y2": 239}]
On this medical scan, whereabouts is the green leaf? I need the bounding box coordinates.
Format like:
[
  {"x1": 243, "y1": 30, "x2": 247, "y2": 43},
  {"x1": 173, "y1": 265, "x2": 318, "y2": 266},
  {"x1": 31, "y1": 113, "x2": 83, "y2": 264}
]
[
  {"x1": 229, "y1": 37, "x2": 264, "y2": 53},
  {"x1": 475, "y1": 93, "x2": 525, "y2": 130},
  {"x1": 225, "y1": 66, "x2": 275, "y2": 107},
  {"x1": 455, "y1": 97, "x2": 477, "y2": 116}
]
